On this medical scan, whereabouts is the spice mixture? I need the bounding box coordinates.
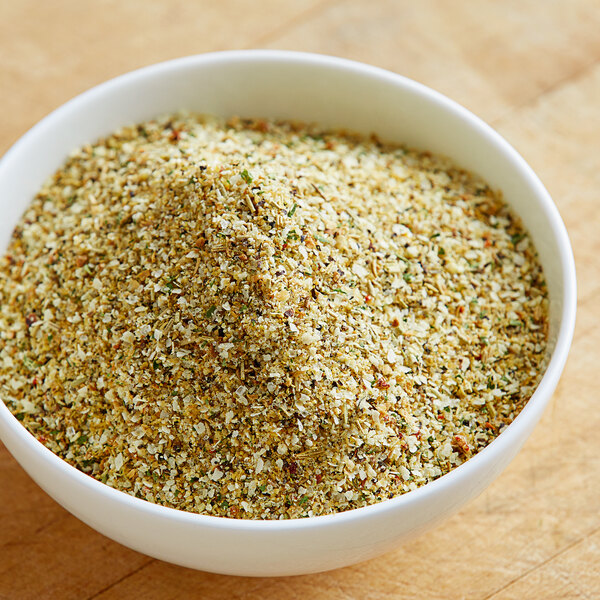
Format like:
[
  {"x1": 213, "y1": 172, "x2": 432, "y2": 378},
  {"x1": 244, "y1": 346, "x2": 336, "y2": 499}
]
[{"x1": 0, "y1": 114, "x2": 549, "y2": 519}]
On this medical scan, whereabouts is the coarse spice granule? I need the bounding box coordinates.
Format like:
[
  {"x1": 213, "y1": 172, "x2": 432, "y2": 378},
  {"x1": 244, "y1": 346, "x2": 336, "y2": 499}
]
[{"x1": 0, "y1": 114, "x2": 549, "y2": 519}]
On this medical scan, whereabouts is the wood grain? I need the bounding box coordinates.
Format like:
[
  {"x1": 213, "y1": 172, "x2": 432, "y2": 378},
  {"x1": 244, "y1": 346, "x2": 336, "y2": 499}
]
[
  {"x1": 1, "y1": 1, "x2": 599, "y2": 598},
  {"x1": 262, "y1": 0, "x2": 600, "y2": 122},
  {"x1": 0, "y1": 0, "x2": 329, "y2": 153}
]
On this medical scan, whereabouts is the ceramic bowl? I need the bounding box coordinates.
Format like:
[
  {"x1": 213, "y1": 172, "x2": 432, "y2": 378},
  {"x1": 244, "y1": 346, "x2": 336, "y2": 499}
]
[{"x1": 0, "y1": 51, "x2": 576, "y2": 576}]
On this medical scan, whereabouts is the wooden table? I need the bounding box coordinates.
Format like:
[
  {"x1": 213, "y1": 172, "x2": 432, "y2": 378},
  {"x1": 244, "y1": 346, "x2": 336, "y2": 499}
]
[{"x1": 1, "y1": 1, "x2": 599, "y2": 598}]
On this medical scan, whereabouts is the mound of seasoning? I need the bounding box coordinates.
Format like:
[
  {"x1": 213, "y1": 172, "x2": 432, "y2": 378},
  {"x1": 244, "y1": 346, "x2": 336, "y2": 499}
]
[{"x1": 0, "y1": 114, "x2": 549, "y2": 519}]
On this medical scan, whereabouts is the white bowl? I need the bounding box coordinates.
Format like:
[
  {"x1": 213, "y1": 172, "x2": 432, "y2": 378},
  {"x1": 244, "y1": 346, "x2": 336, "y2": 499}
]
[{"x1": 0, "y1": 51, "x2": 576, "y2": 576}]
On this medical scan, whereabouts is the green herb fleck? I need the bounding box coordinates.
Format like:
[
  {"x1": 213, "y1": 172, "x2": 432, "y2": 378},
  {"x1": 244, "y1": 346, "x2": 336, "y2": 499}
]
[{"x1": 23, "y1": 357, "x2": 38, "y2": 371}]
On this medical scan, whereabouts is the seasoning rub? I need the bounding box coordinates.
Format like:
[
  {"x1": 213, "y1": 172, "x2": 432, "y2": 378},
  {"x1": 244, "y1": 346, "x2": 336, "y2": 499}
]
[{"x1": 0, "y1": 115, "x2": 549, "y2": 519}]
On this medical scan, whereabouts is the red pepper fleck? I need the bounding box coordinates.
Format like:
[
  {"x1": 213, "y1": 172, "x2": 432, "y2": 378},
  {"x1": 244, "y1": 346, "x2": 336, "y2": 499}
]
[
  {"x1": 25, "y1": 313, "x2": 38, "y2": 328},
  {"x1": 375, "y1": 377, "x2": 390, "y2": 390},
  {"x1": 285, "y1": 460, "x2": 298, "y2": 475},
  {"x1": 169, "y1": 129, "x2": 182, "y2": 142},
  {"x1": 453, "y1": 435, "x2": 470, "y2": 455},
  {"x1": 75, "y1": 254, "x2": 88, "y2": 268},
  {"x1": 365, "y1": 294, "x2": 373, "y2": 304},
  {"x1": 254, "y1": 119, "x2": 269, "y2": 133},
  {"x1": 315, "y1": 473, "x2": 322, "y2": 484}
]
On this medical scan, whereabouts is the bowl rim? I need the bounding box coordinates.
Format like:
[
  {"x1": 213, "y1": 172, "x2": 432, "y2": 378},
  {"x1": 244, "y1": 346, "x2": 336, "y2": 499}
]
[{"x1": 0, "y1": 49, "x2": 577, "y2": 531}]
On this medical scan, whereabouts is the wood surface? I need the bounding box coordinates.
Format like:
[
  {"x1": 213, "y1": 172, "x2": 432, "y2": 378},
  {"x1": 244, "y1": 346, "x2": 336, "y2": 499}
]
[{"x1": 1, "y1": 1, "x2": 599, "y2": 598}]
